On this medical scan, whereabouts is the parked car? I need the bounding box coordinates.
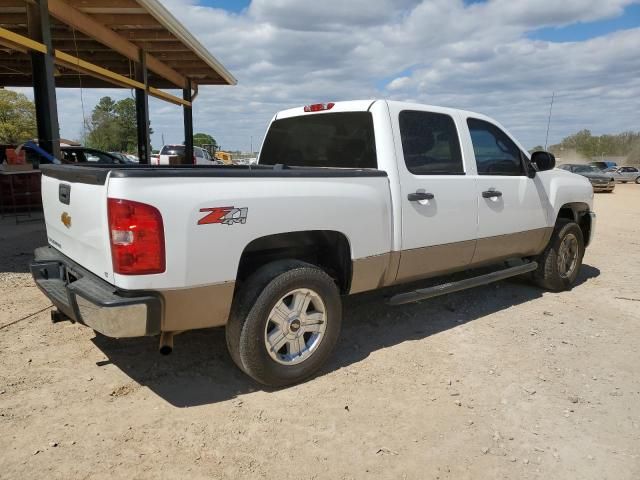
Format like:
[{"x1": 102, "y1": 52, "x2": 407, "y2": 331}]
[
  {"x1": 59, "y1": 146, "x2": 128, "y2": 164},
  {"x1": 32, "y1": 100, "x2": 595, "y2": 387},
  {"x1": 15, "y1": 142, "x2": 128, "y2": 167},
  {"x1": 156, "y1": 144, "x2": 217, "y2": 165},
  {"x1": 607, "y1": 166, "x2": 640, "y2": 184},
  {"x1": 557, "y1": 164, "x2": 615, "y2": 192},
  {"x1": 109, "y1": 152, "x2": 138, "y2": 164}
]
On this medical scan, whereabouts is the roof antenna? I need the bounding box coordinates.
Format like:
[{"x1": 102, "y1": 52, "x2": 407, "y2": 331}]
[{"x1": 544, "y1": 91, "x2": 555, "y2": 151}]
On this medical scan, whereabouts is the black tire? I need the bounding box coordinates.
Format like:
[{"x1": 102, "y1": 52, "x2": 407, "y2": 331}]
[
  {"x1": 532, "y1": 220, "x2": 585, "y2": 292},
  {"x1": 226, "y1": 260, "x2": 342, "y2": 387},
  {"x1": 635, "y1": 176, "x2": 640, "y2": 184}
]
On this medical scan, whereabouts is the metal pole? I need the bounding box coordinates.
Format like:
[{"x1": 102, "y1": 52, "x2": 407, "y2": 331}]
[
  {"x1": 544, "y1": 91, "x2": 555, "y2": 151},
  {"x1": 183, "y1": 79, "x2": 193, "y2": 164},
  {"x1": 135, "y1": 51, "x2": 150, "y2": 164},
  {"x1": 27, "y1": 0, "x2": 61, "y2": 159}
]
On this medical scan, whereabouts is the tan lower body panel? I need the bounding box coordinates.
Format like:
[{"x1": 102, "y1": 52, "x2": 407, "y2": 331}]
[
  {"x1": 471, "y1": 227, "x2": 552, "y2": 266},
  {"x1": 160, "y1": 282, "x2": 235, "y2": 331},
  {"x1": 350, "y1": 228, "x2": 553, "y2": 292},
  {"x1": 350, "y1": 252, "x2": 397, "y2": 294},
  {"x1": 395, "y1": 239, "x2": 476, "y2": 284}
]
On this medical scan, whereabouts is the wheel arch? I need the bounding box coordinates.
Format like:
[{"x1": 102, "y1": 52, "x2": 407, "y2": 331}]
[
  {"x1": 235, "y1": 230, "x2": 353, "y2": 295},
  {"x1": 557, "y1": 202, "x2": 592, "y2": 246}
]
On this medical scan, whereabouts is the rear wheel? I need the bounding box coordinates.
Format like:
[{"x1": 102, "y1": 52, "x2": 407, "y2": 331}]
[
  {"x1": 226, "y1": 260, "x2": 342, "y2": 387},
  {"x1": 532, "y1": 220, "x2": 584, "y2": 292},
  {"x1": 635, "y1": 176, "x2": 640, "y2": 184}
]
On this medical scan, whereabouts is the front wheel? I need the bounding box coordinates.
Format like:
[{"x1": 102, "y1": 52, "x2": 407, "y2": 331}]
[
  {"x1": 226, "y1": 260, "x2": 342, "y2": 387},
  {"x1": 532, "y1": 220, "x2": 585, "y2": 292},
  {"x1": 635, "y1": 176, "x2": 640, "y2": 184}
]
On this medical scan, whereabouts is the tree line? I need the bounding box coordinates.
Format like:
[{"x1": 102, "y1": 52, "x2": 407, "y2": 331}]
[{"x1": 531, "y1": 129, "x2": 640, "y2": 164}]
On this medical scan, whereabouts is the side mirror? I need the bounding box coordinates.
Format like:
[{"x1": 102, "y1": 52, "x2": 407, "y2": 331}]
[{"x1": 531, "y1": 151, "x2": 556, "y2": 172}]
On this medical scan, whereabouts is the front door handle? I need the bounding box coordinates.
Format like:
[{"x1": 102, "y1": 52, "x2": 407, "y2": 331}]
[
  {"x1": 482, "y1": 190, "x2": 502, "y2": 199},
  {"x1": 408, "y1": 192, "x2": 435, "y2": 201}
]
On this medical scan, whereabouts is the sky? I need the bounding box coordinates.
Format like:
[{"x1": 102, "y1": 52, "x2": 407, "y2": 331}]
[{"x1": 14, "y1": 0, "x2": 640, "y2": 151}]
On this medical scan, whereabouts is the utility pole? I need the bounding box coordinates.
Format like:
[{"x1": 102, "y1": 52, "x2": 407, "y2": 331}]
[
  {"x1": 544, "y1": 91, "x2": 555, "y2": 151},
  {"x1": 250, "y1": 136, "x2": 253, "y2": 154}
]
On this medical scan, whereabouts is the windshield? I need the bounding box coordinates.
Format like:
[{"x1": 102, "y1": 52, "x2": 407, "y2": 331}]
[
  {"x1": 573, "y1": 165, "x2": 601, "y2": 173},
  {"x1": 260, "y1": 112, "x2": 377, "y2": 168}
]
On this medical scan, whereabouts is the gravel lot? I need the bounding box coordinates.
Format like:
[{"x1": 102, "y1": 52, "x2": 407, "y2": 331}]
[{"x1": 1, "y1": 185, "x2": 639, "y2": 479}]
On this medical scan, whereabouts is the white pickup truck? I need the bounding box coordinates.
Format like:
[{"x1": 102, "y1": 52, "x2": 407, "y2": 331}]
[{"x1": 31, "y1": 100, "x2": 595, "y2": 386}]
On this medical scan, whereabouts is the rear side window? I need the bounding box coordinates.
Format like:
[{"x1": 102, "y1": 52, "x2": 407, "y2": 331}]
[
  {"x1": 399, "y1": 111, "x2": 464, "y2": 175},
  {"x1": 62, "y1": 150, "x2": 85, "y2": 163},
  {"x1": 467, "y1": 118, "x2": 525, "y2": 175},
  {"x1": 260, "y1": 112, "x2": 377, "y2": 168}
]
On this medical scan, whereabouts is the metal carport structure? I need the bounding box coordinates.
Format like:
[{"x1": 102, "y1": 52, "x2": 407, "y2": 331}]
[{"x1": 0, "y1": 0, "x2": 236, "y2": 163}]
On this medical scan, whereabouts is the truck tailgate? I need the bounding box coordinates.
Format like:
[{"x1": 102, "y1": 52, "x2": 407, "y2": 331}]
[{"x1": 40, "y1": 166, "x2": 113, "y2": 282}]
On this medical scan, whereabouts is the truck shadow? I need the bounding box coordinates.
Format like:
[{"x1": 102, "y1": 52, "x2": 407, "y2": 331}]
[
  {"x1": 91, "y1": 264, "x2": 600, "y2": 407},
  {"x1": 0, "y1": 217, "x2": 46, "y2": 273}
]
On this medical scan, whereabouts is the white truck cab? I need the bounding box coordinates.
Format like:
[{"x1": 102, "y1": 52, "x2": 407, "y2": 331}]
[{"x1": 32, "y1": 100, "x2": 595, "y2": 386}]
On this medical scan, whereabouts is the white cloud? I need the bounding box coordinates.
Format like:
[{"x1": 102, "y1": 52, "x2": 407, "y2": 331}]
[{"x1": 18, "y1": 0, "x2": 640, "y2": 150}]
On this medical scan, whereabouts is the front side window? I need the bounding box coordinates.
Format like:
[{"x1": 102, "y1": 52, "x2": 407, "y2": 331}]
[
  {"x1": 399, "y1": 110, "x2": 463, "y2": 175},
  {"x1": 260, "y1": 112, "x2": 377, "y2": 169},
  {"x1": 467, "y1": 118, "x2": 525, "y2": 176}
]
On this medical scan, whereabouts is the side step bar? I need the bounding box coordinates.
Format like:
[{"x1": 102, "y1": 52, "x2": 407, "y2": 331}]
[{"x1": 388, "y1": 261, "x2": 538, "y2": 306}]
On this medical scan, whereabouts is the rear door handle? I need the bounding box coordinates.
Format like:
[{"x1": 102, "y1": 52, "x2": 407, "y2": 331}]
[
  {"x1": 482, "y1": 190, "x2": 502, "y2": 199},
  {"x1": 408, "y1": 192, "x2": 435, "y2": 201}
]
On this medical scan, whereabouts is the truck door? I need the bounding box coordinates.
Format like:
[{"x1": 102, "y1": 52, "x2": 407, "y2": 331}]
[
  {"x1": 389, "y1": 106, "x2": 479, "y2": 283},
  {"x1": 464, "y1": 117, "x2": 550, "y2": 264}
]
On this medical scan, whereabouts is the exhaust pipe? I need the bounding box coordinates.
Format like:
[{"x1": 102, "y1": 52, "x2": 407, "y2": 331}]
[
  {"x1": 51, "y1": 309, "x2": 71, "y2": 324},
  {"x1": 159, "y1": 331, "x2": 174, "y2": 355}
]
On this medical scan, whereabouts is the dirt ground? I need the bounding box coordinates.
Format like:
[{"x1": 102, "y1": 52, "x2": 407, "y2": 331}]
[{"x1": 1, "y1": 185, "x2": 639, "y2": 480}]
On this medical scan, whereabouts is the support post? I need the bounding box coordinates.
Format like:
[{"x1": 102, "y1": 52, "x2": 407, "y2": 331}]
[
  {"x1": 135, "y1": 51, "x2": 150, "y2": 164},
  {"x1": 27, "y1": 0, "x2": 61, "y2": 159},
  {"x1": 183, "y1": 78, "x2": 193, "y2": 164}
]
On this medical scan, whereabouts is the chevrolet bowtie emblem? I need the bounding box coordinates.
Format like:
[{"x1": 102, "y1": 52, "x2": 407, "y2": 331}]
[{"x1": 61, "y1": 212, "x2": 72, "y2": 229}]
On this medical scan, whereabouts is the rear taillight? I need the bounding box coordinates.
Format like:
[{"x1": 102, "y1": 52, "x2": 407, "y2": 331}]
[
  {"x1": 304, "y1": 102, "x2": 335, "y2": 112},
  {"x1": 193, "y1": 155, "x2": 196, "y2": 164},
  {"x1": 107, "y1": 198, "x2": 165, "y2": 275}
]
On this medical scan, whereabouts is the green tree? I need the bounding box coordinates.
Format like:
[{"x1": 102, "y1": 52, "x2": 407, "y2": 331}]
[
  {"x1": 86, "y1": 96, "x2": 118, "y2": 150},
  {"x1": 193, "y1": 132, "x2": 217, "y2": 150},
  {"x1": 86, "y1": 96, "x2": 152, "y2": 152},
  {"x1": 0, "y1": 90, "x2": 37, "y2": 144},
  {"x1": 113, "y1": 98, "x2": 137, "y2": 152}
]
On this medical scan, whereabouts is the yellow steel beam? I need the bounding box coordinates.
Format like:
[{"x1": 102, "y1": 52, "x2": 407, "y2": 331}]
[
  {"x1": 148, "y1": 86, "x2": 191, "y2": 106},
  {"x1": 0, "y1": 26, "x2": 191, "y2": 107},
  {"x1": 0, "y1": 26, "x2": 47, "y2": 53}
]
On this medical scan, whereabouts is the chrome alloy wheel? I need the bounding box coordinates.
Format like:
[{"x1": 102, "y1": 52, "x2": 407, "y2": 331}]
[
  {"x1": 264, "y1": 288, "x2": 327, "y2": 365},
  {"x1": 557, "y1": 233, "x2": 579, "y2": 279}
]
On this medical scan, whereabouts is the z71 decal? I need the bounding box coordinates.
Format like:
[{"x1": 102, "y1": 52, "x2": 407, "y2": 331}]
[{"x1": 198, "y1": 206, "x2": 248, "y2": 226}]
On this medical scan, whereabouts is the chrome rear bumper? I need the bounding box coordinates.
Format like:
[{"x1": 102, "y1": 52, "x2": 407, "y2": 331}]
[{"x1": 30, "y1": 246, "x2": 161, "y2": 338}]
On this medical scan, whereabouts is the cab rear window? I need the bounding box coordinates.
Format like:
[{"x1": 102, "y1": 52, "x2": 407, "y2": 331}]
[{"x1": 260, "y1": 112, "x2": 377, "y2": 169}]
